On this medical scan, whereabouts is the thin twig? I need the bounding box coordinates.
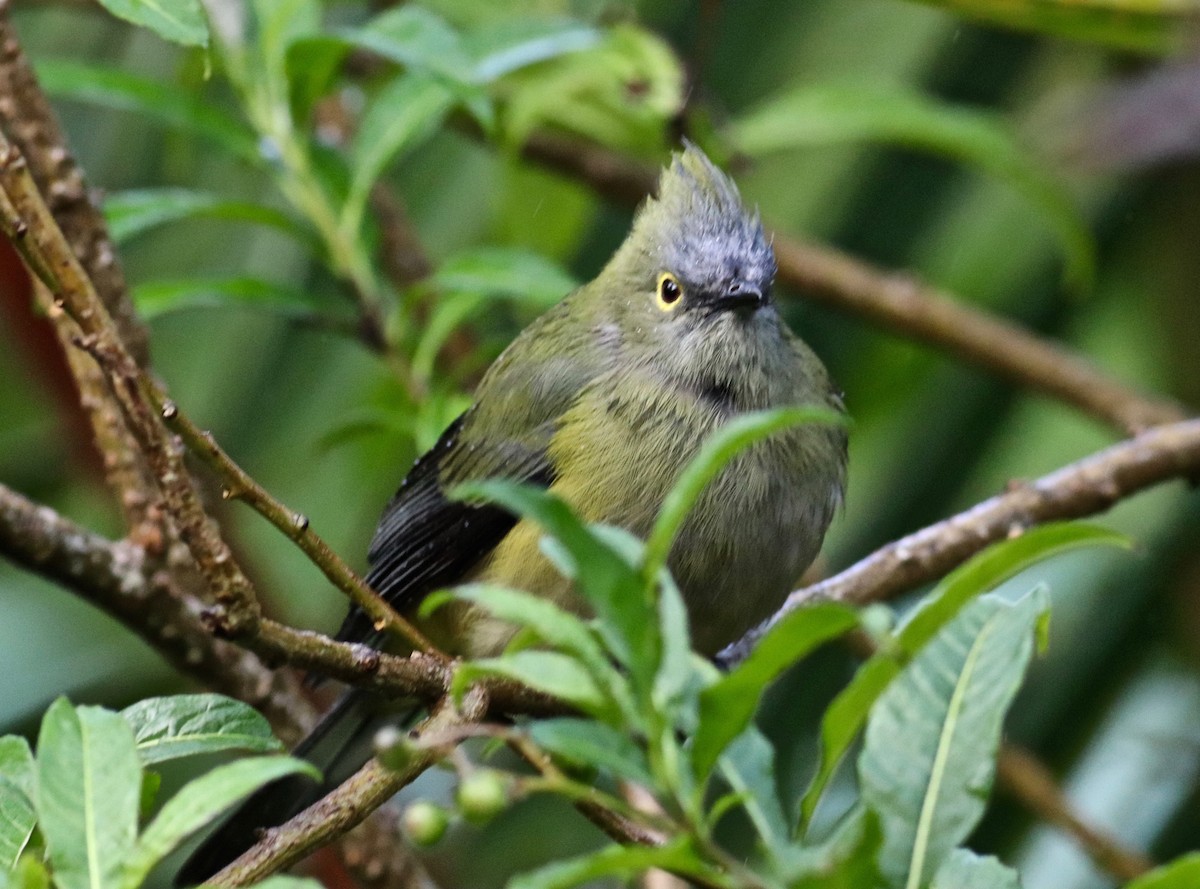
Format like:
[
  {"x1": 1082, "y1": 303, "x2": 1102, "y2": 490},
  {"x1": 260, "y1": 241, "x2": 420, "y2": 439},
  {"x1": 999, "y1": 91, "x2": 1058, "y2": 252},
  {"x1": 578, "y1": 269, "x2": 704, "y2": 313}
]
[
  {"x1": 161, "y1": 400, "x2": 443, "y2": 657},
  {"x1": 517, "y1": 132, "x2": 1186, "y2": 437},
  {"x1": 211, "y1": 691, "x2": 488, "y2": 887},
  {"x1": 997, "y1": 745, "x2": 1154, "y2": 881}
]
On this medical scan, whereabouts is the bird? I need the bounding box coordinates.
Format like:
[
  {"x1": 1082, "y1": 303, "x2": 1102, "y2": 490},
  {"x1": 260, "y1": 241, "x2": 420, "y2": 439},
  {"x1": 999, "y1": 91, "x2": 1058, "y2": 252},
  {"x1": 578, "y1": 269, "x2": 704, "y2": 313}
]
[{"x1": 178, "y1": 143, "x2": 847, "y2": 883}]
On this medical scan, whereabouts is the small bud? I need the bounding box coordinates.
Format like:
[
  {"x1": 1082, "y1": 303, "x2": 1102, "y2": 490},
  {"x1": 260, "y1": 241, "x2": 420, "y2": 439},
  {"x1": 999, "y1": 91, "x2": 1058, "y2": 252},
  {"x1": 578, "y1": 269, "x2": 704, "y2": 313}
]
[
  {"x1": 292, "y1": 512, "x2": 309, "y2": 532},
  {"x1": 402, "y1": 801, "x2": 450, "y2": 846},
  {"x1": 161, "y1": 400, "x2": 178, "y2": 420},
  {"x1": 456, "y1": 770, "x2": 510, "y2": 824}
]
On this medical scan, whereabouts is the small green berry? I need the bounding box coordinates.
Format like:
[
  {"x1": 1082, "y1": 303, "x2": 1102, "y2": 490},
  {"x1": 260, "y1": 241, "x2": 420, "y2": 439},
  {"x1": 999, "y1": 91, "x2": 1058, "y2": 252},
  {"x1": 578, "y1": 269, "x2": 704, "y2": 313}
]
[
  {"x1": 402, "y1": 801, "x2": 450, "y2": 846},
  {"x1": 455, "y1": 770, "x2": 510, "y2": 824},
  {"x1": 375, "y1": 726, "x2": 417, "y2": 771}
]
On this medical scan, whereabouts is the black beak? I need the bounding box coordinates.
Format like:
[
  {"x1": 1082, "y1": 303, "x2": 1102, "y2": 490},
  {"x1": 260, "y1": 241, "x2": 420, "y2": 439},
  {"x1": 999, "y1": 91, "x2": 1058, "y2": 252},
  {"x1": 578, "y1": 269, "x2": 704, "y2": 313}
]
[{"x1": 722, "y1": 282, "x2": 765, "y2": 310}]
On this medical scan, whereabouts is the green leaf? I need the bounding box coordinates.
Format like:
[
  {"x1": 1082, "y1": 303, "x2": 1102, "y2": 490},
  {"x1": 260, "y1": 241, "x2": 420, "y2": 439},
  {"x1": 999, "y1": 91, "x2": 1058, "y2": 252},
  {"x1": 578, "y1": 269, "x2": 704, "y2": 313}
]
[
  {"x1": 93, "y1": 0, "x2": 209, "y2": 47},
  {"x1": 132, "y1": 277, "x2": 342, "y2": 327},
  {"x1": 929, "y1": 849, "x2": 1022, "y2": 888},
  {"x1": 335, "y1": 6, "x2": 474, "y2": 84},
  {"x1": 1124, "y1": 852, "x2": 1200, "y2": 888},
  {"x1": 283, "y1": 37, "x2": 350, "y2": 125},
  {"x1": 0, "y1": 739, "x2": 34, "y2": 799},
  {"x1": 859, "y1": 590, "x2": 1047, "y2": 889},
  {"x1": 9, "y1": 856, "x2": 49, "y2": 889},
  {"x1": 644, "y1": 406, "x2": 844, "y2": 583},
  {"x1": 431, "y1": 247, "x2": 578, "y2": 307},
  {"x1": 651, "y1": 572, "x2": 694, "y2": 716},
  {"x1": 341, "y1": 72, "x2": 458, "y2": 239},
  {"x1": 121, "y1": 756, "x2": 318, "y2": 889},
  {"x1": 717, "y1": 728, "x2": 790, "y2": 857},
  {"x1": 787, "y1": 807, "x2": 884, "y2": 889},
  {"x1": 36, "y1": 61, "x2": 258, "y2": 164},
  {"x1": 909, "y1": 0, "x2": 1195, "y2": 54},
  {"x1": 465, "y1": 19, "x2": 601, "y2": 82},
  {"x1": 104, "y1": 189, "x2": 316, "y2": 250},
  {"x1": 527, "y1": 719, "x2": 653, "y2": 786},
  {"x1": 509, "y1": 838, "x2": 712, "y2": 889},
  {"x1": 0, "y1": 778, "x2": 35, "y2": 869},
  {"x1": 734, "y1": 84, "x2": 1095, "y2": 290},
  {"x1": 249, "y1": 878, "x2": 324, "y2": 889},
  {"x1": 693, "y1": 602, "x2": 858, "y2": 778},
  {"x1": 36, "y1": 700, "x2": 140, "y2": 889},
  {"x1": 451, "y1": 482, "x2": 649, "y2": 678},
  {"x1": 453, "y1": 651, "x2": 612, "y2": 719},
  {"x1": 120, "y1": 694, "x2": 284, "y2": 766},
  {"x1": 799, "y1": 522, "x2": 1128, "y2": 829}
]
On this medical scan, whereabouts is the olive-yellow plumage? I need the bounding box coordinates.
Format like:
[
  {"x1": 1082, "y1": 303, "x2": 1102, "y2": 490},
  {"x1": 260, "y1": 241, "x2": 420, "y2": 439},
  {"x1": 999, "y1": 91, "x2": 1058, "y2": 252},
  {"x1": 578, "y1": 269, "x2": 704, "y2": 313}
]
[{"x1": 179, "y1": 145, "x2": 846, "y2": 883}]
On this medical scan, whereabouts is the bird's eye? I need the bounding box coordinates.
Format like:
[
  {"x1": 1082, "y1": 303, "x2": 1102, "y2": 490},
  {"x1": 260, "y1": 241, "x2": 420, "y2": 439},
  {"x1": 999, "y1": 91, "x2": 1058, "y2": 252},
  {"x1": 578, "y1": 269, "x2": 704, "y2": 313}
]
[{"x1": 656, "y1": 272, "x2": 683, "y2": 311}]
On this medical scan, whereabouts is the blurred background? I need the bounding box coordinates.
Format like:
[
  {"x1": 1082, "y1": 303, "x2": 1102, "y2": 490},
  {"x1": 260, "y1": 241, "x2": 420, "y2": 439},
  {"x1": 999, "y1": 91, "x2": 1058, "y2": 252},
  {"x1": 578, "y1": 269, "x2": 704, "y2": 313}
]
[{"x1": 1, "y1": 1, "x2": 1199, "y2": 887}]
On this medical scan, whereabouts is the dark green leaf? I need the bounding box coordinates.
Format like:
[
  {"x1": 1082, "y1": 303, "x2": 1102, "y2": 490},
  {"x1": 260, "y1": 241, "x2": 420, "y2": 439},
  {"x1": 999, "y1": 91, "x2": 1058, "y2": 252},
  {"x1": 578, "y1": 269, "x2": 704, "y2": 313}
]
[
  {"x1": 94, "y1": 0, "x2": 209, "y2": 47},
  {"x1": 859, "y1": 590, "x2": 1047, "y2": 888},
  {"x1": 36, "y1": 700, "x2": 140, "y2": 889},
  {"x1": 644, "y1": 406, "x2": 844, "y2": 584},
  {"x1": 104, "y1": 189, "x2": 316, "y2": 250},
  {"x1": 0, "y1": 777, "x2": 35, "y2": 869},
  {"x1": 734, "y1": 84, "x2": 1095, "y2": 290},
  {"x1": 693, "y1": 602, "x2": 858, "y2": 778},
  {"x1": 1124, "y1": 852, "x2": 1200, "y2": 888},
  {"x1": 929, "y1": 849, "x2": 1022, "y2": 888},
  {"x1": 120, "y1": 756, "x2": 319, "y2": 888},
  {"x1": 509, "y1": 838, "x2": 712, "y2": 889},
  {"x1": 132, "y1": 277, "x2": 342, "y2": 327},
  {"x1": 799, "y1": 522, "x2": 1128, "y2": 829},
  {"x1": 283, "y1": 37, "x2": 350, "y2": 124},
  {"x1": 36, "y1": 61, "x2": 258, "y2": 164},
  {"x1": 527, "y1": 719, "x2": 653, "y2": 786},
  {"x1": 120, "y1": 694, "x2": 283, "y2": 765}
]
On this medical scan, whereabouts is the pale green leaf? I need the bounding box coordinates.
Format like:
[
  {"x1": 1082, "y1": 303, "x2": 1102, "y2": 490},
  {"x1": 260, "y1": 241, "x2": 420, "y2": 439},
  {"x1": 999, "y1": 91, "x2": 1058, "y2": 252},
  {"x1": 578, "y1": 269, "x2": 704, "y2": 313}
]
[
  {"x1": 120, "y1": 694, "x2": 283, "y2": 765},
  {"x1": 799, "y1": 522, "x2": 1128, "y2": 830},
  {"x1": 454, "y1": 651, "x2": 612, "y2": 719},
  {"x1": 930, "y1": 849, "x2": 1023, "y2": 888},
  {"x1": 0, "y1": 778, "x2": 35, "y2": 869},
  {"x1": 859, "y1": 591, "x2": 1047, "y2": 889},
  {"x1": 509, "y1": 839, "x2": 711, "y2": 889},
  {"x1": 527, "y1": 719, "x2": 653, "y2": 786},
  {"x1": 36, "y1": 700, "x2": 140, "y2": 889},
  {"x1": 0, "y1": 739, "x2": 34, "y2": 799},
  {"x1": 94, "y1": 0, "x2": 208, "y2": 47}
]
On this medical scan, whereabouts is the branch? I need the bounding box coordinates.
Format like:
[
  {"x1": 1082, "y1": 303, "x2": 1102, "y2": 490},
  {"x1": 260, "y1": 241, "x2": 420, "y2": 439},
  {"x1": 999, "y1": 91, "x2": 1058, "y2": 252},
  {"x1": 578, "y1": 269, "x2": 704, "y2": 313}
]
[
  {"x1": 0, "y1": 480, "x2": 316, "y2": 744},
  {"x1": 996, "y1": 745, "x2": 1154, "y2": 881},
  {"x1": 518, "y1": 133, "x2": 1186, "y2": 437},
  {"x1": 790, "y1": 417, "x2": 1200, "y2": 610},
  {"x1": 212, "y1": 691, "x2": 488, "y2": 887}
]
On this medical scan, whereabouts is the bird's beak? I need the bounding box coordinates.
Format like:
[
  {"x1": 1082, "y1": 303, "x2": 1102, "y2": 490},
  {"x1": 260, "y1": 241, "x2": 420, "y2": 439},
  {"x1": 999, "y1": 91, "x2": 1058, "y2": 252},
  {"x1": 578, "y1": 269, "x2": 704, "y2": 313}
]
[{"x1": 722, "y1": 284, "x2": 766, "y2": 310}]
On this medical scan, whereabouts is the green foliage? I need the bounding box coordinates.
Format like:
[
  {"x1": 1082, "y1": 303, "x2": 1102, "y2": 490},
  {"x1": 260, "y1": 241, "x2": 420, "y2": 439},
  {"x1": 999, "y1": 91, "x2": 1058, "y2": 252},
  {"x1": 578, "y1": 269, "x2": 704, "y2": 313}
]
[
  {"x1": 0, "y1": 696, "x2": 315, "y2": 889},
  {"x1": 93, "y1": 0, "x2": 209, "y2": 48}
]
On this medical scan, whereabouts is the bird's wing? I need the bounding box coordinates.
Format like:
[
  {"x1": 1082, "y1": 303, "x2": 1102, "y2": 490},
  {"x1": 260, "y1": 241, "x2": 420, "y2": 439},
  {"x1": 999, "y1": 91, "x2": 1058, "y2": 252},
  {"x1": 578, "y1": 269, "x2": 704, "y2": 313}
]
[{"x1": 337, "y1": 297, "x2": 613, "y2": 645}]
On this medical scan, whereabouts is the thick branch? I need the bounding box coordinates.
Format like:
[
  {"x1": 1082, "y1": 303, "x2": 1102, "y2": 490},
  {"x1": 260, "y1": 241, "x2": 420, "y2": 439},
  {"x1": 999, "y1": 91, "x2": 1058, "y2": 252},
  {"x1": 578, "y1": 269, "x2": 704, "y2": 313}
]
[{"x1": 519, "y1": 133, "x2": 1186, "y2": 436}]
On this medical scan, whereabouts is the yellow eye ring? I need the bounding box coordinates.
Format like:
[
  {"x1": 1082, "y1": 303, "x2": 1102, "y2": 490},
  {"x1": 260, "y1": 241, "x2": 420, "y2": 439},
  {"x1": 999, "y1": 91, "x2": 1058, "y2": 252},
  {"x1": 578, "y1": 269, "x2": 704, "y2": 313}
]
[{"x1": 656, "y1": 272, "x2": 683, "y2": 311}]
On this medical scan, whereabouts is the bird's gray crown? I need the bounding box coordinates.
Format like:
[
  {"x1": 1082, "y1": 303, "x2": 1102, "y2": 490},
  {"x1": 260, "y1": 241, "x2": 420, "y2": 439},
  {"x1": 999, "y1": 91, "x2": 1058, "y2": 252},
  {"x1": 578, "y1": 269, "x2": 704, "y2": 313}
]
[{"x1": 625, "y1": 144, "x2": 776, "y2": 298}]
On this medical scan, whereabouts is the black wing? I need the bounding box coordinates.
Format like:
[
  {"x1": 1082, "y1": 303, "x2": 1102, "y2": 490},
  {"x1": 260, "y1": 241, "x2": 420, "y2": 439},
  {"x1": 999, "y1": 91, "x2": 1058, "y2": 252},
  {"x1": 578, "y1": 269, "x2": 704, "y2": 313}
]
[{"x1": 334, "y1": 413, "x2": 554, "y2": 645}]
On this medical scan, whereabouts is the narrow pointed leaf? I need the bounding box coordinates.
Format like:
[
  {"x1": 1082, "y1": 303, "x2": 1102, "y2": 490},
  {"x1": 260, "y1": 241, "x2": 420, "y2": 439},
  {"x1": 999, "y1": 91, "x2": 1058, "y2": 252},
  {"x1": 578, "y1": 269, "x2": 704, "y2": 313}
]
[
  {"x1": 121, "y1": 694, "x2": 283, "y2": 765},
  {"x1": 121, "y1": 757, "x2": 318, "y2": 888},
  {"x1": 693, "y1": 602, "x2": 858, "y2": 777},
  {"x1": 36, "y1": 700, "x2": 140, "y2": 889},
  {"x1": 104, "y1": 189, "x2": 315, "y2": 249},
  {"x1": 859, "y1": 591, "x2": 1047, "y2": 888},
  {"x1": 800, "y1": 522, "x2": 1128, "y2": 829},
  {"x1": 509, "y1": 839, "x2": 711, "y2": 889}
]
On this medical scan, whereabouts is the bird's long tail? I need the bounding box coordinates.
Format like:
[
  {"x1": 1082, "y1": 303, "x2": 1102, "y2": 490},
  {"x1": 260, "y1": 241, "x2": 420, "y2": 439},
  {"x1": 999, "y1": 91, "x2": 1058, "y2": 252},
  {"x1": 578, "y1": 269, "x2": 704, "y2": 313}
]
[{"x1": 176, "y1": 690, "x2": 385, "y2": 886}]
